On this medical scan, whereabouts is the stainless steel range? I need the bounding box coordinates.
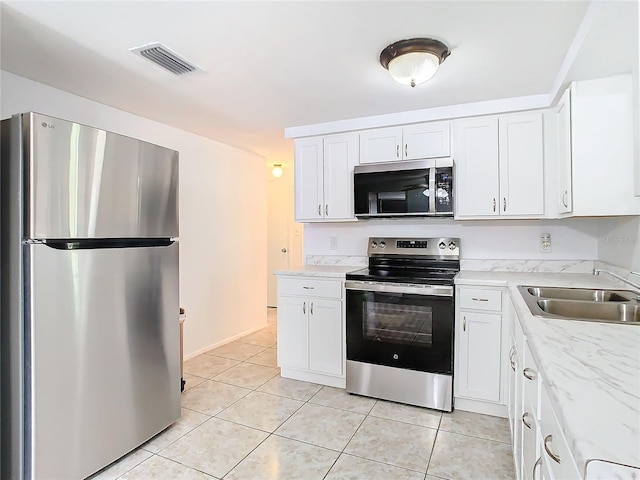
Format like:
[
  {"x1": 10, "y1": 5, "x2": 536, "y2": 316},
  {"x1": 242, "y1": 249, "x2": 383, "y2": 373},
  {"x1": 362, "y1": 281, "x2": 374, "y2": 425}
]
[{"x1": 345, "y1": 237, "x2": 460, "y2": 412}]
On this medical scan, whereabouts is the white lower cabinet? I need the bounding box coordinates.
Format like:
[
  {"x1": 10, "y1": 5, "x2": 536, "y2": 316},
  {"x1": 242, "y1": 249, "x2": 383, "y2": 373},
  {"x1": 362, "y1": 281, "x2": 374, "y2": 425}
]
[
  {"x1": 454, "y1": 286, "x2": 507, "y2": 416},
  {"x1": 276, "y1": 275, "x2": 345, "y2": 387}
]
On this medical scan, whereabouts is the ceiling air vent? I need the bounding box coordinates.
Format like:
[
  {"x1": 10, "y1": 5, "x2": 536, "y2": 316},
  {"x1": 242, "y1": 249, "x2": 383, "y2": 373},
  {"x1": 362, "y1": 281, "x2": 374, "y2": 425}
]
[{"x1": 130, "y1": 42, "x2": 203, "y2": 76}]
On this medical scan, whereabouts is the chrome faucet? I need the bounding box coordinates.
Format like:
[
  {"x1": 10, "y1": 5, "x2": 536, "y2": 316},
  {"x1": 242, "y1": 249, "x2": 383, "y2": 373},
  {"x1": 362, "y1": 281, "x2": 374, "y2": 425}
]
[{"x1": 593, "y1": 269, "x2": 640, "y2": 293}]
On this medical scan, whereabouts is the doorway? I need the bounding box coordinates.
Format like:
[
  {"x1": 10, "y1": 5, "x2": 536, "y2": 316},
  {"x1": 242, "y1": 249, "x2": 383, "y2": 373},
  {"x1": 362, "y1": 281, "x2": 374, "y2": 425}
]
[{"x1": 267, "y1": 167, "x2": 302, "y2": 307}]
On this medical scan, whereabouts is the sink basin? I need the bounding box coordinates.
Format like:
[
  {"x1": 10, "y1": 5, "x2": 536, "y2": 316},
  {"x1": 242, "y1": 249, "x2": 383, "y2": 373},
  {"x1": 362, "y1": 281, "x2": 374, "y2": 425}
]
[
  {"x1": 526, "y1": 286, "x2": 634, "y2": 302},
  {"x1": 537, "y1": 299, "x2": 640, "y2": 323},
  {"x1": 518, "y1": 285, "x2": 640, "y2": 325}
]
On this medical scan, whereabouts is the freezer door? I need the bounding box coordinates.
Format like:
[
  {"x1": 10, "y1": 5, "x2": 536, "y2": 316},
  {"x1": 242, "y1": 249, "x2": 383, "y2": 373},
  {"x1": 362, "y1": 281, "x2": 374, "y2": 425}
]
[
  {"x1": 26, "y1": 242, "x2": 180, "y2": 479},
  {"x1": 26, "y1": 112, "x2": 178, "y2": 239}
]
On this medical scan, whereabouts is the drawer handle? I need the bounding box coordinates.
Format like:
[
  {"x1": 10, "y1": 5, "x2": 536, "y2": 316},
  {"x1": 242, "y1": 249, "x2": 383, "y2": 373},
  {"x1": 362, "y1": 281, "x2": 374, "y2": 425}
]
[
  {"x1": 303, "y1": 302, "x2": 306, "y2": 314},
  {"x1": 471, "y1": 297, "x2": 489, "y2": 302},
  {"x1": 509, "y1": 347, "x2": 517, "y2": 372},
  {"x1": 523, "y1": 367, "x2": 537, "y2": 381},
  {"x1": 533, "y1": 457, "x2": 542, "y2": 479},
  {"x1": 544, "y1": 435, "x2": 561, "y2": 464},
  {"x1": 522, "y1": 412, "x2": 532, "y2": 429},
  {"x1": 303, "y1": 286, "x2": 315, "y2": 290},
  {"x1": 310, "y1": 302, "x2": 314, "y2": 315}
]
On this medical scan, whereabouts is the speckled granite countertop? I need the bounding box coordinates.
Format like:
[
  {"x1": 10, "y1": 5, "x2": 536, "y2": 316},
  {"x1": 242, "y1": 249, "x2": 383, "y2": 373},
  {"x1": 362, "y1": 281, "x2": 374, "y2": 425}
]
[{"x1": 456, "y1": 271, "x2": 640, "y2": 476}]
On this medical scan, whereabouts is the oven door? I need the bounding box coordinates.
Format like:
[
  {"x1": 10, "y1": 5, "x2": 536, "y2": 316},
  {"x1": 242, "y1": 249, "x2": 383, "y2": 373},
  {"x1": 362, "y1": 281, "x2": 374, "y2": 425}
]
[{"x1": 346, "y1": 281, "x2": 453, "y2": 375}]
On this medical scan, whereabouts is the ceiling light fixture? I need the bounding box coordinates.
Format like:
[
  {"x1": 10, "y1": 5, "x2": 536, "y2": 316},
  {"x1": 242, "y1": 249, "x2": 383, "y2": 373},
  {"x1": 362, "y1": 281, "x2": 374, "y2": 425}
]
[
  {"x1": 272, "y1": 164, "x2": 283, "y2": 178},
  {"x1": 380, "y1": 38, "x2": 451, "y2": 88}
]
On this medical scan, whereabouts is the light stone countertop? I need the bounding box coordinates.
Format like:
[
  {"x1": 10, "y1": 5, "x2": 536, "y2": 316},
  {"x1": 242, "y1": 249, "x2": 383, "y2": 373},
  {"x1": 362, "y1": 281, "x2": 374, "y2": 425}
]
[
  {"x1": 274, "y1": 265, "x2": 363, "y2": 278},
  {"x1": 456, "y1": 271, "x2": 640, "y2": 476}
]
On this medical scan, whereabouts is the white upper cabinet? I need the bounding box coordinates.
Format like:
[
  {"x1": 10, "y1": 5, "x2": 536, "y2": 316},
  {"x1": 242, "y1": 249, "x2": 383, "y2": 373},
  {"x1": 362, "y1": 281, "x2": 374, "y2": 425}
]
[
  {"x1": 294, "y1": 137, "x2": 324, "y2": 221},
  {"x1": 454, "y1": 116, "x2": 500, "y2": 216},
  {"x1": 454, "y1": 112, "x2": 545, "y2": 218},
  {"x1": 294, "y1": 133, "x2": 357, "y2": 222},
  {"x1": 359, "y1": 121, "x2": 450, "y2": 164},
  {"x1": 498, "y1": 112, "x2": 545, "y2": 216},
  {"x1": 555, "y1": 87, "x2": 573, "y2": 215},
  {"x1": 567, "y1": 74, "x2": 639, "y2": 216}
]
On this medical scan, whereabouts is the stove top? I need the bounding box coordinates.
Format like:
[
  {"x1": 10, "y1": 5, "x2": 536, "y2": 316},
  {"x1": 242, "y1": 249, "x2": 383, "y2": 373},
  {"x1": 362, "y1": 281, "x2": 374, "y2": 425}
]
[{"x1": 346, "y1": 237, "x2": 460, "y2": 285}]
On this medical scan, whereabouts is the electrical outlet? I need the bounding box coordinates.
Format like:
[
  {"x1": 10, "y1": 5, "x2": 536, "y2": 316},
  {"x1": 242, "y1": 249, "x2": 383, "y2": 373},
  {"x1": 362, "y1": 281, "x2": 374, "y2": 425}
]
[
  {"x1": 540, "y1": 233, "x2": 552, "y2": 253},
  {"x1": 330, "y1": 236, "x2": 338, "y2": 250}
]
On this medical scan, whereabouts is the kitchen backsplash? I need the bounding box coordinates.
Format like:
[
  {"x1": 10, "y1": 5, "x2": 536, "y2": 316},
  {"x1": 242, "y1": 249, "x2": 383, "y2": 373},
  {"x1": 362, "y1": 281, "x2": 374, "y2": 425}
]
[
  {"x1": 306, "y1": 255, "x2": 367, "y2": 266},
  {"x1": 460, "y1": 259, "x2": 594, "y2": 273}
]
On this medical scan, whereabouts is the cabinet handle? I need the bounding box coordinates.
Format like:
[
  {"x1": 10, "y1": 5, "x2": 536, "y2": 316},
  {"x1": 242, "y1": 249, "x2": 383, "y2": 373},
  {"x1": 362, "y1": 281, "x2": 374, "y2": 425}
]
[
  {"x1": 405, "y1": 144, "x2": 408, "y2": 157},
  {"x1": 493, "y1": 198, "x2": 496, "y2": 212},
  {"x1": 562, "y1": 190, "x2": 568, "y2": 208},
  {"x1": 522, "y1": 412, "x2": 532, "y2": 429},
  {"x1": 544, "y1": 435, "x2": 561, "y2": 464},
  {"x1": 325, "y1": 204, "x2": 328, "y2": 216},
  {"x1": 303, "y1": 302, "x2": 306, "y2": 314},
  {"x1": 471, "y1": 297, "x2": 489, "y2": 302},
  {"x1": 509, "y1": 347, "x2": 516, "y2": 371},
  {"x1": 318, "y1": 205, "x2": 321, "y2": 216},
  {"x1": 302, "y1": 286, "x2": 315, "y2": 290},
  {"x1": 396, "y1": 144, "x2": 400, "y2": 158},
  {"x1": 310, "y1": 302, "x2": 314, "y2": 315},
  {"x1": 533, "y1": 457, "x2": 542, "y2": 479},
  {"x1": 503, "y1": 197, "x2": 507, "y2": 212},
  {"x1": 523, "y1": 367, "x2": 537, "y2": 381},
  {"x1": 463, "y1": 316, "x2": 466, "y2": 332}
]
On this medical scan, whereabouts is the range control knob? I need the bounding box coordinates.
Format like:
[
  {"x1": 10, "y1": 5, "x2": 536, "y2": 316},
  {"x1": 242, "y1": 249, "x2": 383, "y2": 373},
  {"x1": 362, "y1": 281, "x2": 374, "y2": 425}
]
[
  {"x1": 448, "y1": 242, "x2": 457, "y2": 250},
  {"x1": 379, "y1": 241, "x2": 386, "y2": 249},
  {"x1": 370, "y1": 241, "x2": 377, "y2": 248},
  {"x1": 438, "y1": 242, "x2": 446, "y2": 249}
]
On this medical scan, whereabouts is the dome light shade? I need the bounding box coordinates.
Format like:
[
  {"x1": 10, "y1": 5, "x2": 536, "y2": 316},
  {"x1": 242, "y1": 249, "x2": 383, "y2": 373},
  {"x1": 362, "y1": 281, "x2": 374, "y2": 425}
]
[
  {"x1": 380, "y1": 38, "x2": 450, "y2": 88},
  {"x1": 272, "y1": 164, "x2": 283, "y2": 178}
]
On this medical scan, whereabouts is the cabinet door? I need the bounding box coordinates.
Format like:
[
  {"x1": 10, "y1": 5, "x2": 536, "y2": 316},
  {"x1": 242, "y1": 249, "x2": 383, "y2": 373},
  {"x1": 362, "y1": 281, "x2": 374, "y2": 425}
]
[
  {"x1": 359, "y1": 126, "x2": 402, "y2": 163},
  {"x1": 403, "y1": 121, "x2": 451, "y2": 160},
  {"x1": 454, "y1": 117, "x2": 500, "y2": 217},
  {"x1": 277, "y1": 296, "x2": 309, "y2": 370},
  {"x1": 456, "y1": 311, "x2": 502, "y2": 402},
  {"x1": 323, "y1": 133, "x2": 357, "y2": 220},
  {"x1": 308, "y1": 298, "x2": 343, "y2": 376},
  {"x1": 294, "y1": 137, "x2": 324, "y2": 221},
  {"x1": 556, "y1": 87, "x2": 572, "y2": 214},
  {"x1": 498, "y1": 112, "x2": 545, "y2": 216}
]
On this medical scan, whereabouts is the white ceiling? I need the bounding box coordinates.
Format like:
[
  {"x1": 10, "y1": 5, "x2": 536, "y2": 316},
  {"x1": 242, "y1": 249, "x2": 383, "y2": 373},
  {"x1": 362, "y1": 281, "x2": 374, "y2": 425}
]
[{"x1": 0, "y1": 1, "x2": 633, "y2": 162}]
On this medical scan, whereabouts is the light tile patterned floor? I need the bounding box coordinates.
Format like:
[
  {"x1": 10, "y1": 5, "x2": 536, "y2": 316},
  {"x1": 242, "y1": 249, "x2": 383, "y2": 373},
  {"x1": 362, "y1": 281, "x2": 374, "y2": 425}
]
[{"x1": 90, "y1": 308, "x2": 514, "y2": 480}]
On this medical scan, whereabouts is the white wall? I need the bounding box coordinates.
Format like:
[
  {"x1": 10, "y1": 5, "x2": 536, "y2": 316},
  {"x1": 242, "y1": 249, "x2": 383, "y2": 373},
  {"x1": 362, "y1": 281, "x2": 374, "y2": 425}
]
[
  {"x1": 1, "y1": 70, "x2": 267, "y2": 357},
  {"x1": 304, "y1": 218, "x2": 600, "y2": 261},
  {"x1": 597, "y1": 216, "x2": 640, "y2": 271}
]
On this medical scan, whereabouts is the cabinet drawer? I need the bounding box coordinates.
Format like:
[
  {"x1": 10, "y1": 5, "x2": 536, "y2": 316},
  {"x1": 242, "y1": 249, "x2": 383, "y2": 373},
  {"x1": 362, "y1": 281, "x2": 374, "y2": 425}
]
[
  {"x1": 278, "y1": 277, "x2": 342, "y2": 299},
  {"x1": 458, "y1": 288, "x2": 502, "y2": 311},
  {"x1": 540, "y1": 386, "x2": 580, "y2": 479}
]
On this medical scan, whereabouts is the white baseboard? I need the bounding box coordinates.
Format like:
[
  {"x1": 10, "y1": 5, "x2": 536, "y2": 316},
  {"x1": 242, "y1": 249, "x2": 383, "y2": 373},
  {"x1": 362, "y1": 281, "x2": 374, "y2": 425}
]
[
  {"x1": 281, "y1": 368, "x2": 346, "y2": 389},
  {"x1": 184, "y1": 322, "x2": 268, "y2": 361},
  {"x1": 454, "y1": 396, "x2": 508, "y2": 418}
]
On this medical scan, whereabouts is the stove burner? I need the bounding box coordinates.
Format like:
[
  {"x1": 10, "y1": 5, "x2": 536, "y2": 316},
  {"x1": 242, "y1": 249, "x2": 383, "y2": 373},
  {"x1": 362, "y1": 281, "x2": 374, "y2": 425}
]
[{"x1": 347, "y1": 237, "x2": 460, "y2": 286}]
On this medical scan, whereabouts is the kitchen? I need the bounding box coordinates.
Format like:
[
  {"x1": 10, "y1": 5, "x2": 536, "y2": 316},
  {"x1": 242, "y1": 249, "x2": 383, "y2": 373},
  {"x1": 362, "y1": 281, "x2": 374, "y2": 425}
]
[{"x1": 1, "y1": 1, "x2": 639, "y2": 479}]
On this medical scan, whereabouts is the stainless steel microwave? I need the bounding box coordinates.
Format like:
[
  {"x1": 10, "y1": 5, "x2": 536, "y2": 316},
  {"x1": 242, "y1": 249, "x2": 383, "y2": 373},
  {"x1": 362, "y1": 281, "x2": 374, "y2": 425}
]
[{"x1": 353, "y1": 159, "x2": 454, "y2": 218}]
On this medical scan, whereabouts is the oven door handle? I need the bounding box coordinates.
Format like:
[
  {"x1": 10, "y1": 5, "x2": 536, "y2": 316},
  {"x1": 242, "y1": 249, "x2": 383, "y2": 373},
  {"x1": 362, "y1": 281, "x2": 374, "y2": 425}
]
[{"x1": 345, "y1": 280, "x2": 453, "y2": 297}]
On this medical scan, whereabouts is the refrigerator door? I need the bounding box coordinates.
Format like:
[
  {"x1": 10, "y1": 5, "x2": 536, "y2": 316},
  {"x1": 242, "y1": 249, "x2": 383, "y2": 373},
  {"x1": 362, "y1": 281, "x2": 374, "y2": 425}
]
[
  {"x1": 26, "y1": 112, "x2": 178, "y2": 239},
  {"x1": 26, "y1": 242, "x2": 180, "y2": 479}
]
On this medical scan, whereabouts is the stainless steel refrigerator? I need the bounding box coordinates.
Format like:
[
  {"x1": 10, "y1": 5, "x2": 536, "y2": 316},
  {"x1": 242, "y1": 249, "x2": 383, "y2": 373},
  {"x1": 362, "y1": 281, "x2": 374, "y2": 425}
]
[{"x1": 1, "y1": 112, "x2": 181, "y2": 479}]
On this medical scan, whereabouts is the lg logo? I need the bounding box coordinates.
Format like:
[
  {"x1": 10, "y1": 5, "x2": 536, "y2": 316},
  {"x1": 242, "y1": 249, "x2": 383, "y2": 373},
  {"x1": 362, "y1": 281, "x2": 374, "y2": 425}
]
[{"x1": 41, "y1": 122, "x2": 55, "y2": 129}]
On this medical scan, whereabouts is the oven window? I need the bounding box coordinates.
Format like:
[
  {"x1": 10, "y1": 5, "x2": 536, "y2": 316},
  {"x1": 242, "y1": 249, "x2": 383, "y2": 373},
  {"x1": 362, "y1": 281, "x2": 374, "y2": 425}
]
[{"x1": 364, "y1": 301, "x2": 432, "y2": 346}]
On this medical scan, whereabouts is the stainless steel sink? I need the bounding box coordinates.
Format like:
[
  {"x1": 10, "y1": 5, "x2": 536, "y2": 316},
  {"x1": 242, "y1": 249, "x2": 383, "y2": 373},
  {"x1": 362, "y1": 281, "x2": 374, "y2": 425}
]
[
  {"x1": 537, "y1": 299, "x2": 640, "y2": 323},
  {"x1": 518, "y1": 286, "x2": 640, "y2": 325},
  {"x1": 525, "y1": 286, "x2": 635, "y2": 302}
]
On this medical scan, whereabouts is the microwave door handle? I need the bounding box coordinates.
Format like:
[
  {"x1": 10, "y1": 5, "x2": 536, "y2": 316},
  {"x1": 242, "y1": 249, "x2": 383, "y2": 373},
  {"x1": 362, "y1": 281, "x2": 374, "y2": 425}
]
[{"x1": 428, "y1": 167, "x2": 436, "y2": 213}]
